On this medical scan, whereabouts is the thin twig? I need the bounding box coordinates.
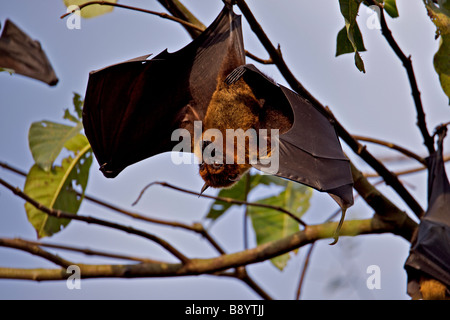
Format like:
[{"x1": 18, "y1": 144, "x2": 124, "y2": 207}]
[
  {"x1": 133, "y1": 181, "x2": 307, "y2": 227},
  {"x1": 14, "y1": 238, "x2": 163, "y2": 264},
  {"x1": 0, "y1": 161, "x2": 226, "y2": 255},
  {"x1": 0, "y1": 238, "x2": 73, "y2": 268},
  {"x1": 367, "y1": 0, "x2": 434, "y2": 155},
  {"x1": 243, "y1": 173, "x2": 252, "y2": 250},
  {"x1": 353, "y1": 135, "x2": 426, "y2": 165},
  {"x1": 245, "y1": 50, "x2": 273, "y2": 64},
  {"x1": 296, "y1": 243, "x2": 315, "y2": 300},
  {"x1": 363, "y1": 154, "x2": 450, "y2": 178},
  {"x1": 0, "y1": 217, "x2": 407, "y2": 281},
  {"x1": 0, "y1": 177, "x2": 189, "y2": 264}
]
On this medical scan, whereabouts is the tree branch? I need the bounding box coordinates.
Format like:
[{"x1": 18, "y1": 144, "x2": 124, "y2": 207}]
[
  {"x1": 0, "y1": 238, "x2": 73, "y2": 268},
  {"x1": 3, "y1": 238, "x2": 163, "y2": 264},
  {"x1": 350, "y1": 162, "x2": 418, "y2": 240},
  {"x1": 234, "y1": 0, "x2": 424, "y2": 218},
  {"x1": 133, "y1": 181, "x2": 307, "y2": 227},
  {"x1": 0, "y1": 177, "x2": 189, "y2": 264},
  {"x1": 0, "y1": 161, "x2": 226, "y2": 255},
  {"x1": 366, "y1": 0, "x2": 435, "y2": 155}
]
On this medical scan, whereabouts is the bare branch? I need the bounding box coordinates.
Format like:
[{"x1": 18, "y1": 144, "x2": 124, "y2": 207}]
[
  {"x1": 0, "y1": 177, "x2": 189, "y2": 264},
  {"x1": 363, "y1": 154, "x2": 450, "y2": 178},
  {"x1": 11, "y1": 238, "x2": 163, "y2": 264},
  {"x1": 60, "y1": 1, "x2": 205, "y2": 33},
  {"x1": 0, "y1": 217, "x2": 404, "y2": 281},
  {"x1": 0, "y1": 238, "x2": 73, "y2": 268},
  {"x1": 353, "y1": 135, "x2": 426, "y2": 165},
  {"x1": 245, "y1": 50, "x2": 273, "y2": 64},
  {"x1": 0, "y1": 161, "x2": 226, "y2": 255}
]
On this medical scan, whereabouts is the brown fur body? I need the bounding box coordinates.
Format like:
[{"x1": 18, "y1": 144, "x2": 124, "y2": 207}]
[{"x1": 198, "y1": 77, "x2": 292, "y2": 189}]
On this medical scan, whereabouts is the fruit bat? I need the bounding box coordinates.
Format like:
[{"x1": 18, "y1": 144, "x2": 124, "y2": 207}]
[
  {"x1": 404, "y1": 126, "x2": 450, "y2": 299},
  {"x1": 0, "y1": 19, "x2": 58, "y2": 86},
  {"x1": 82, "y1": 4, "x2": 354, "y2": 212}
]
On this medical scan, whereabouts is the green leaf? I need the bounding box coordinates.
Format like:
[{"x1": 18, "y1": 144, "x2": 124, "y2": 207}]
[
  {"x1": 336, "y1": 24, "x2": 366, "y2": 56},
  {"x1": 384, "y1": 0, "x2": 399, "y2": 18},
  {"x1": 24, "y1": 144, "x2": 92, "y2": 238},
  {"x1": 248, "y1": 182, "x2": 312, "y2": 270},
  {"x1": 434, "y1": 34, "x2": 450, "y2": 104},
  {"x1": 28, "y1": 121, "x2": 83, "y2": 171},
  {"x1": 63, "y1": 92, "x2": 84, "y2": 123},
  {"x1": 206, "y1": 176, "x2": 249, "y2": 220},
  {"x1": 63, "y1": 0, "x2": 117, "y2": 19},
  {"x1": 354, "y1": 51, "x2": 366, "y2": 73},
  {"x1": 425, "y1": 1, "x2": 450, "y2": 104},
  {"x1": 337, "y1": 0, "x2": 367, "y2": 73}
]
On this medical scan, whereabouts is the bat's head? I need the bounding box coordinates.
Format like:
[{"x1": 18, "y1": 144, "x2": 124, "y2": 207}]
[{"x1": 197, "y1": 140, "x2": 251, "y2": 193}]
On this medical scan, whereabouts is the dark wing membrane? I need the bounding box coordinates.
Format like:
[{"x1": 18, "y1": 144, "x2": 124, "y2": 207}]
[
  {"x1": 226, "y1": 64, "x2": 354, "y2": 209},
  {"x1": 0, "y1": 19, "x2": 58, "y2": 85},
  {"x1": 82, "y1": 4, "x2": 245, "y2": 178},
  {"x1": 405, "y1": 128, "x2": 450, "y2": 291}
]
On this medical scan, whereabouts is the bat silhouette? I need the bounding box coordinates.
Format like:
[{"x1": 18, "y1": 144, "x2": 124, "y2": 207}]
[
  {"x1": 0, "y1": 19, "x2": 58, "y2": 86},
  {"x1": 404, "y1": 126, "x2": 450, "y2": 299},
  {"x1": 82, "y1": 4, "x2": 354, "y2": 216}
]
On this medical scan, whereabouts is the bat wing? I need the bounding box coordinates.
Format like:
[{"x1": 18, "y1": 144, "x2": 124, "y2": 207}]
[
  {"x1": 82, "y1": 4, "x2": 245, "y2": 178},
  {"x1": 225, "y1": 64, "x2": 354, "y2": 209},
  {"x1": 405, "y1": 127, "x2": 450, "y2": 294},
  {"x1": 0, "y1": 19, "x2": 58, "y2": 86}
]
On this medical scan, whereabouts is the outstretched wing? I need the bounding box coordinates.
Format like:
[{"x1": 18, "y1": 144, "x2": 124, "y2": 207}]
[
  {"x1": 225, "y1": 64, "x2": 354, "y2": 209},
  {"x1": 82, "y1": 4, "x2": 245, "y2": 178}
]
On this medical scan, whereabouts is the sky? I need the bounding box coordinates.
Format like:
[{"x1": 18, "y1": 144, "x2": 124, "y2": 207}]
[{"x1": 0, "y1": 0, "x2": 449, "y2": 300}]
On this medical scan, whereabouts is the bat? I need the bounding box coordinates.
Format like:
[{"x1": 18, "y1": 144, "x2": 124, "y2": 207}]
[
  {"x1": 0, "y1": 19, "x2": 58, "y2": 86},
  {"x1": 404, "y1": 126, "x2": 450, "y2": 299},
  {"x1": 82, "y1": 4, "x2": 354, "y2": 237}
]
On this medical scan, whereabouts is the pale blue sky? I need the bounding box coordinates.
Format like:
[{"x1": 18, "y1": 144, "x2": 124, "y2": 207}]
[{"x1": 0, "y1": 0, "x2": 448, "y2": 299}]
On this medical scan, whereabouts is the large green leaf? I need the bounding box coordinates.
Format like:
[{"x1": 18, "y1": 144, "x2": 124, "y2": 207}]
[
  {"x1": 425, "y1": 0, "x2": 450, "y2": 104},
  {"x1": 337, "y1": 0, "x2": 367, "y2": 73},
  {"x1": 248, "y1": 182, "x2": 312, "y2": 270},
  {"x1": 28, "y1": 121, "x2": 83, "y2": 172},
  {"x1": 63, "y1": 0, "x2": 117, "y2": 19},
  {"x1": 24, "y1": 143, "x2": 92, "y2": 238}
]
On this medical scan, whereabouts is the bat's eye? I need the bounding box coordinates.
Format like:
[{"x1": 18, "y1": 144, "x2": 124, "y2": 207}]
[{"x1": 228, "y1": 174, "x2": 240, "y2": 182}]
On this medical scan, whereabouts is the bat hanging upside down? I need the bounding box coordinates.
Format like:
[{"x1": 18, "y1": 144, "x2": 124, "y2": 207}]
[
  {"x1": 82, "y1": 4, "x2": 354, "y2": 235},
  {"x1": 196, "y1": 70, "x2": 293, "y2": 194}
]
